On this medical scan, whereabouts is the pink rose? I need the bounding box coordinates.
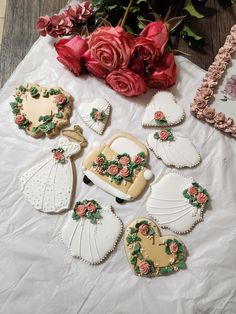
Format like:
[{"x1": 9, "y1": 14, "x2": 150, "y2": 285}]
[
  {"x1": 203, "y1": 107, "x2": 216, "y2": 123},
  {"x1": 97, "y1": 167, "x2": 104, "y2": 175},
  {"x1": 95, "y1": 156, "x2": 104, "y2": 166},
  {"x1": 138, "y1": 224, "x2": 149, "y2": 236},
  {"x1": 169, "y1": 242, "x2": 179, "y2": 253},
  {"x1": 188, "y1": 186, "x2": 198, "y2": 196},
  {"x1": 15, "y1": 115, "x2": 25, "y2": 125},
  {"x1": 82, "y1": 50, "x2": 108, "y2": 79},
  {"x1": 159, "y1": 130, "x2": 169, "y2": 141},
  {"x1": 86, "y1": 202, "x2": 96, "y2": 212},
  {"x1": 215, "y1": 112, "x2": 226, "y2": 123},
  {"x1": 119, "y1": 167, "x2": 130, "y2": 177},
  {"x1": 55, "y1": 93, "x2": 66, "y2": 104},
  {"x1": 53, "y1": 151, "x2": 64, "y2": 161},
  {"x1": 197, "y1": 193, "x2": 208, "y2": 204},
  {"x1": 94, "y1": 111, "x2": 102, "y2": 121},
  {"x1": 134, "y1": 155, "x2": 142, "y2": 165},
  {"x1": 65, "y1": 2, "x2": 93, "y2": 22},
  {"x1": 141, "y1": 21, "x2": 169, "y2": 54},
  {"x1": 146, "y1": 52, "x2": 176, "y2": 89},
  {"x1": 129, "y1": 57, "x2": 145, "y2": 77},
  {"x1": 107, "y1": 165, "x2": 119, "y2": 176},
  {"x1": 106, "y1": 68, "x2": 147, "y2": 97},
  {"x1": 76, "y1": 204, "x2": 86, "y2": 216},
  {"x1": 88, "y1": 26, "x2": 134, "y2": 71},
  {"x1": 48, "y1": 14, "x2": 73, "y2": 37},
  {"x1": 119, "y1": 156, "x2": 130, "y2": 166},
  {"x1": 154, "y1": 111, "x2": 165, "y2": 121},
  {"x1": 54, "y1": 35, "x2": 88, "y2": 76},
  {"x1": 224, "y1": 75, "x2": 236, "y2": 100},
  {"x1": 134, "y1": 37, "x2": 160, "y2": 64},
  {"x1": 139, "y1": 261, "x2": 151, "y2": 275},
  {"x1": 36, "y1": 15, "x2": 51, "y2": 36}
]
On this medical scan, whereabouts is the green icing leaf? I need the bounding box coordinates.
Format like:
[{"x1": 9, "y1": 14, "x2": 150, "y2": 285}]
[
  {"x1": 19, "y1": 85, "x2": 26, "y2": 93},
  {"x1": 130, "y1": 227, "x2": 137, "y2": 234},
  {"x1": 133, "y1": 242, "x2": 141, "y2": 253},
  {"x1": 126, "y1": 236, "x2": 134, "y2": 244},
  {"x1": 56, "y1": 112, "x2": 63, "y2": 118},
  {"x1": 148, "y1": 227, "x2": 155, "y2": 236},
  {"x1": 131, "y1": 257, "x2": 137, "y2": 265},
  {"x1": 177, "y1": 260, "x2": 186, "y2": 269},
  {"x1": 137, "y1": 253, "x2": 143, "y2": 260},
  {"x1": 93, "y1": 211, "x2": 102, "y2": 219}
]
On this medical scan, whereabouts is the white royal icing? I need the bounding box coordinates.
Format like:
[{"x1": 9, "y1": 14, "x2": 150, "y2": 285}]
[
  {"x1": 78, "y1": 98, "x2": 111, "y2": 135},
  {"x1": 110, "y1": 137, "x2": 143, "y2": 157},
  {"x1": 61, "y1": 203, "x2": 122, "y2": 264},
  {"x1": 142, "y1": 91, "x2": 185, "y2": 127}
]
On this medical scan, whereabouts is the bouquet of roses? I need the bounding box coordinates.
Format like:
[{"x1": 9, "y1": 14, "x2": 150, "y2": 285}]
[{"x1": 36, "y1": 1, "x2": 176, "y2": 97}]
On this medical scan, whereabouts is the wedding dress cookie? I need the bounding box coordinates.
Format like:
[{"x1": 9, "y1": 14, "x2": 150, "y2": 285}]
[
  {"x1": 124, "y1": 217, "x2": 187, "y2": 277},
  {"x1": 142, "y1": 91, "x2": 184, "y2": 127},
  {"x1": 62, "y1": 200, "x2": 122, "y2": 264},
  {"x1": 147, "y1": 128, "x2": 201, "y2": 168},
  {"x1": 10, "y1": 83, "x2": 73, "y2": 138},
  {"x1": 146, "y1": 173, "x2": 209, "y2": 234},
  {"x1": 78, "y1": 98, "x2": 111, "y2": 134}
]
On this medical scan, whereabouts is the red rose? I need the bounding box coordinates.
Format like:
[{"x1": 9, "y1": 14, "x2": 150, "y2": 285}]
[
  {"x1": 138, "y1": 224, "x2": 149, "y2": 236},
  {"x1": 146, "y1": 52, "x2": 176, "y2": 89},
  {"x1": 48, "y1": 14, "x2": 73, "y2": 37},
  {"x1": 188, "y1": 186, "x2": 198, "y2": 196},
  {"x1": 106, "y1": 68, "x2": 147, "y2": 97},
  {"x1": 96, "y1": 156, "x2": 104, "y2": 166},
  {"x1": 119, "y1": 167, "x2": 130, "y2": 177},
  {"x1": 169, "y1": 242, "x2": 179, "y2": 253},
  {"x1": 119, "y1": 156, "x2": 130, "y2": 166},
  {"x1": 65, "y1": 2, "x2": 93, "y2": 23},
  {"x1": 55, "y1": 93, "x2": 66, "y2": 104},
  {"x1": 196, "y1": 193, "x2": 208, "y2": 204},
  {"x1": 141, "y1": 21, "x2": 169, "y2": 54},
  {"x1": 54, "y1": 35, "x2": 88, "y2": 76},
  {"x1": 134, "y1": 155, "x2": 142, "y2": 165},
  {"x1": 129, "y1": 57, "x2": 145, "y2": 77},
  {"x1": 36, "y1": 15, "x2": 51, "y2": 36},
  {"x1": 15, "y1": 115, "x2": 25, "y2": 125},
  {"x1": 139, "y1": 261, "x2": 151, "y2": 275},
  {"x1": 134, "y1": 37, "x2": 160, "y2": 64},
  {"x1": 86, "y1": 202, "x2": 96, "y2": 212},
  {"x1": 88, "y1": 26, "x2": 134, "y2": 71},
  {"x1": 76, "y1": 204, "x2": 86, "y2": 216},
  {"x1": 154, "y1": 111, "x2": 165, "y2": 121},
  {"x1": 107, "y1": 165, "x2": 119, "y2": 176},
  {"x1": 159, "y1": 130, "x2": 169, "y2": 141},
  {"x1": 82, "y1": 50, "x2": 108, "y2": 79},
  {"x1": 53, "y1": 151, "x2": 64, "y2": 161}
]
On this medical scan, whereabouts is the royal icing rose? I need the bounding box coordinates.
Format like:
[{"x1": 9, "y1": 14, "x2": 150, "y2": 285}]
[
  {"x1": 138, "y1": 224, "x2": 149, "y2": 236},
  {"x1": 76, "y1": 204, "x2": 86, "y2": 216},
  {"x1": 86, "y1": 202, "x2": 96, "y2": 212},
  {"x1": 96, "y1": 156, "x2": 104, "y2": 166},
  {"x1": 53, "y1": 151, "x2": 64, "y2": 161},
  {"x1": 139, "y1": 261, "x2": 151, "y2": 275},
  {"x1": 97, "y1": 167, "x2": 104, "y2": 175},
  {"x1": 159, "y1": 130, "x2": 169, "y2": 141},
  {"x1": 188, "y1": 186, "x2": 198, "y2": 196},
  {"x1": 119, "y1": 167, "x2": 130, "y2": 177},
  {"x1": 169, "y1": 242, "x2": 179, "y2": 254},
  {"x1": 119, "y1": 156, "x2": 130, "y2": 166},
  {"x1": 15, "y1": 115, "x2": 25, "y2": 125},
  {"x1": 154, "y1": 111, "x2": 165, "y2": 121},
  {"x1": 134, "y1": 155, "x2": 142, "y2": 165},
  {"x1": 107, "y1": 164, "x2": 119, "y2": 176},
  {"x1": 94, "y1": 111, "x2": 102, "y2": 121},
  {"x1": 196, "y1": 193, "x2": 208, "y2": 204},
  {"x1": 55, "y1": 93, "x2": 66, "y2": 104}
]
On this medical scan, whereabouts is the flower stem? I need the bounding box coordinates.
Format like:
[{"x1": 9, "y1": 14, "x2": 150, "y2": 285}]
[{"x1": 120, "y1": 0, "x2": 133, "y2": 28}]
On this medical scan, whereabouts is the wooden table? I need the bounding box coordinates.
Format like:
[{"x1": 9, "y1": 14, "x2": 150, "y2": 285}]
[{"x1": 0, "y1": 0, "x2": 235, "y2": 88}]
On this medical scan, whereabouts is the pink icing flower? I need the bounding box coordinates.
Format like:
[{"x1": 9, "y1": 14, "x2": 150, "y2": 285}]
[
  {"x1": 15, "y1": 115, "x2": 25, "y2": 125},
  {"x1": 138, "y1": 224, "x2": 149, "y2": 236},
  {"x1": 215, "y1": 112, "x2": 226, "y2": 123},
  {"x1": 139, "y1": 261, "x2": 151, "y2": 275},
  {"x1": 97, "y1": 167, "x2": 104, "y2": 175},
  {"x1": 119, "y1": 156, "x2": 130, "y2": 166},
  {"x1": 94, "y1": 111, "x2": 102, "y2": 121},
  {"x1": 224, "y1": 75, "x2": 236, "y2": 100},
  {"x1": 196, "y1": 193, "x2": 208, "y2": 204},
  {"x1": 203, "y1": 107, "x2": 216, "y2": 123},
  {"x1": 188, "y1": 186, "x2": 198, "y2": 196},
  {"x1": 107, "y1": 165, "x2": 119, "y2": 176},
  {"x1": 76, "y1": 204, "x2": 86, "y2": 216},
  {"x1": 86, "y1": 202, "x2": 96, "y2": 212},
  {"x1": 53, "y1": 151, "x2": 64, "y2": 161},
  {"x1": 55, "y1": 93, "x2": 66, "y2": 104},
  {"x1": 169, "y1": 242, "x2": 179, "y2": 254},
  {"x1": 96, "y1": 156, "x2": 104, "y2": 166},
  {"x1": 134, "y1": 155, "x2": 142, "y2": 165},
  {"x1": 119, "y1": 167, "x2": 130, "y2": 178},
  {"x1": 159, "y1": 130, "x2": 169, "y2": 141},
  {"x1": 36, "y1": 15, "x2": 51, "y2": 36},
  {"x1": 154, "y1": 111, "x2": 165, "y2": 121}
]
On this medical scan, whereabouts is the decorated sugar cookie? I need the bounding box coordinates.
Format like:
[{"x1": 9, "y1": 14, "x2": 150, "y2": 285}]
[
  {"x1": 146, "y1": 173, "x2": 209, "y2": 234},
  {"x1": 147, "y1": 129, "x2": 201, "y2": 168},
  {"x1": 78, "y1": 98, "x2": 111, "y2": 135},
  {"x1": 19, "y1": 127, "x2": 87, "y2": 213},
  {"x1": 10, "y1": 83, "x2": 73, "y2": 138},
  {"x1": 124, "y1": 217, "x2": 187, "y2": 277},
  {"x1": 142, "y1": 91, "x2": 185, "y2": 127},
  {"x1": 82, "y1": 132, "x2": 153, "y2": 203},
  {"x1": 62, "y1": 200, "x2": 122, "y2": 264}
]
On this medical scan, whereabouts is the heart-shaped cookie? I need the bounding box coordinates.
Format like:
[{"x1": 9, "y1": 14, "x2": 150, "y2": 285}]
[
  {"x1": 62, "y1": 200, "x2": 122, "y2": 264},
  {"x1": 78, "y1": 98, "x2": 111, "y2": 135},
  {"x1": 124, "y1": 217, "x2": 187, "y2": 277},
  {"x1": 142, "y1": 91, "x2": 184, "y2": 127},
  {"x1": 10, "y1": 83, "x2": 73, "y2": 138}
]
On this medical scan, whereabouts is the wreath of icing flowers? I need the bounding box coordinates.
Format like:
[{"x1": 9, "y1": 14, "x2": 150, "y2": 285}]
[
  {"x1": 154, "y1": 128, "x2": 174, "y2": 141},
  {"x1": 51, "y1": 147, "x2": 66, "y2": 164},
  {"x1": 154, "y1": 111, "x2": 167, "y2": 125},
  {"x1": 92, "y1": 152, "x2": 146, "y2": 184},
  {"x1": 72, "y1": 199, "x2": 102, "y2": 224},
  {"x1": 90, "y1": 108, "x2": 107, "y2": 122},
  {"x1": 10, "y1": 84, "x2": 70, "y2": 134},
  {"x1": 126, "y1": 220, "x2": 186, "y2": 276},
  {"x1": 183, "y1": 182, "x2": 209, "y2": 208}
]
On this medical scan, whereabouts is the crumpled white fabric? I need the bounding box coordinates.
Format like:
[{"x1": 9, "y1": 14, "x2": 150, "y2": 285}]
[{"x1": 1, "y1": 17, "x2": 236, "y2": 314}]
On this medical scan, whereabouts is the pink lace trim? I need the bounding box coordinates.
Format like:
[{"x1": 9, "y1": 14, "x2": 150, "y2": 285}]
[{"x1": 190, "y1": 24, "x2": 236, "y2": 137}]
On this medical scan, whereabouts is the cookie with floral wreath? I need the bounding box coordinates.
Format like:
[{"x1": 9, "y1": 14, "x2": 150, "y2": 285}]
[
  {"x1": 124, "y1": 217, "x2": 187, "y2": 277},
  {"x1": 10, "y1": 83, "x2": 73, "y2": 138},
  {"x1": 62, "y1": 200, "x2": 122, "y2": 264}
]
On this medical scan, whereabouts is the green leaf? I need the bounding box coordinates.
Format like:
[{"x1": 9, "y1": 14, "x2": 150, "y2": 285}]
[
  {"x1": 93, "y1": 211, "x2": 102, "y2": 219},
  {"x1": 56, "y1": 112, "x2": 63, "y2": 118},
  {"x1": 184, "y1": 0, "x2": 204, "y2": 18},
  {"x1": 126, "y1": 236, "x2": 134, "y2": 244},
  {"x1": 177, "y1": 260, "x2": 186, "y2": 269},
  {"x1": 137, "y1": 253, "x2": 143, "y2": 260},
  {"x1": 131, "y1": 257, "x2": 137, "y2": 265},
  {"x1": 130, "y1": 227, "x2": 137, "y2": 234},
  {"x1": 148, "y1": 227, "x2": 155, "y2": 236},
  {"x1": 133, "y1": 242, "x2": 141, "y2": 253},
  {"x1": 181, "y1": 24, "x2": 203, "y2": 41},
  {"x1": 134, "y1": 265, "x2": 140, "y2": 273},
  {"x1": 90, "y1": 217, "x2": 96, "y2": 224}
]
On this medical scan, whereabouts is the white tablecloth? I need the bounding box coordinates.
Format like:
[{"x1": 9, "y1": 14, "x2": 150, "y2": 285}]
[{"x1": 1, "y1": 32, "x2": 236, "y2": 314}]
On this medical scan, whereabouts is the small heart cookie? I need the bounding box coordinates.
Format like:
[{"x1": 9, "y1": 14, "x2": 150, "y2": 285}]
[
  {"x1": 78, "y1": 98, "x2": 111, "y2": 135},
  {"x1": 142, "y1": 91, "x2": 184, "y2": 127},
  {"x1": 10, "y1": 83, "x2": 73, "y2": 138},
  {"x1": 124, "y1": 217, "x2": 187, "y2": 277}
]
